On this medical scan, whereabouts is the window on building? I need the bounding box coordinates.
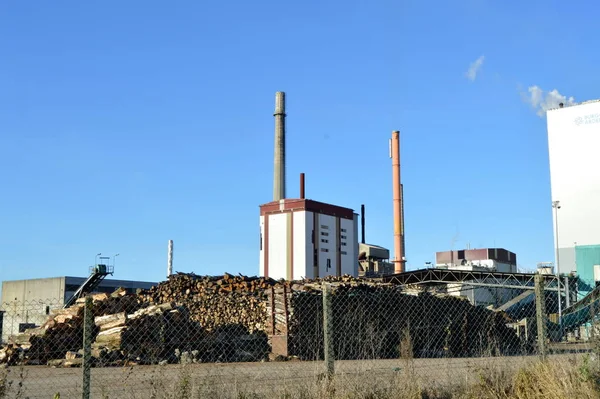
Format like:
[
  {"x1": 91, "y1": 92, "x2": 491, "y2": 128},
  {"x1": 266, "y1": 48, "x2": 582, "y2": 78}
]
[
  {"x1": 260, "y1": 233, "x2": 262, "y2": 250},
  {"x1": 341, "y1": 251, "x2": 347, "y2": 255},
  {"x1": 321, "y1": 239, "x2": 328, "y2": 243},
  {"x1": 341, "y1": 242, "x2": 347, "y2": 246},
  {"x1": 326, "y1": 259, "x2": 331, "y2": 270},
  {"x1": 19, "y1": 323, "x2": 36, "y2": 333},
  {"x1": 341, "y1": 234, "x2": 347, "y2": 239},
  {"x1": 341, "y1": 228, "x2": 347, "y2": 232},
  {"x1": 46, "y1": 306, "x2": 50, "y2": 315},
  {"x1": 321, "y1": 225, "x2": 329, "y2": 229},
  {"x1": 321, "y1": 248, "x2": 329, "y2": 253},
  {"x1": 321, "y1": 232, "x2": 329, "y2": 236}
]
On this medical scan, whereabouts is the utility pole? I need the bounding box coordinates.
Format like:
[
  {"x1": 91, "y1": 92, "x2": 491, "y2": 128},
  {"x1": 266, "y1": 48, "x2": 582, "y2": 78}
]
[{"x1": 552, "y1": 200, "x2": 562, "y2": 329}]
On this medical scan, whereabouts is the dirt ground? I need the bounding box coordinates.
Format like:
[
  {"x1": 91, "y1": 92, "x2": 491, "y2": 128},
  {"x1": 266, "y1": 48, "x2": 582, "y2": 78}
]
[{"x1": 1, "y1": 354, "x2": 582, "y2": 399}]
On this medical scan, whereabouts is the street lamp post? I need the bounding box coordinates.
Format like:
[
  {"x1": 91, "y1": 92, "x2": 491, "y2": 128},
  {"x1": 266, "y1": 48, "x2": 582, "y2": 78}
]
[
  {"x1": 552, "y1": 200, "x2": 562, "y2": 328},
  {"x1": 95, "y1": 253, "x2": 101, "y2": 266},
  {"x1": 113, "y1": 254, "x2": 120, "y2": 268}
]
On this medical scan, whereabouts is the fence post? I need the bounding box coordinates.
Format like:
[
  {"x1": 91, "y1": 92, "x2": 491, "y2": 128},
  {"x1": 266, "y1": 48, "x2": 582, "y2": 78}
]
[
  {"x1": 534, "y1": 273, "x2": 548, "y2": 361},
  {"x1": 82, "y1": 296, "x2": 93, "y2": 399},
  {"x1": 322, "y1": 282, "x2": 334, "y2": 378}
]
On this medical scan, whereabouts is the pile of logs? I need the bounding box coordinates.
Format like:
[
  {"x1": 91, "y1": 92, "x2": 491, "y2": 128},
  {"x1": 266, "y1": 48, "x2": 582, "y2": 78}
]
[
  {"x1": 0, "y1": 292, "x2": 119, "y2": 366},
  {"x1": 0, "y1": 273, "x2": 528, "y2": 367},
  {"x1": 138, "y1": 273, "x2": 280, "y2": 333},
  {"x1": 288, "y1": 287, "x2": 527, "y2": 360}
]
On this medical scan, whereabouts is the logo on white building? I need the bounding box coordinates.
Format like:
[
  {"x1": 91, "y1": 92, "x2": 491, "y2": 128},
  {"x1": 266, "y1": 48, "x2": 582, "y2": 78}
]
[{"x1": 575, "y1": 113, "x2": 600, "y2": 125}]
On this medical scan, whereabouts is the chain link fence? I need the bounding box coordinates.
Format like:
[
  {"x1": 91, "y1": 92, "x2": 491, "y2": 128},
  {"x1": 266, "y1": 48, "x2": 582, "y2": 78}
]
[{"x1": 0, "y1": 273, "x2": 595, "y2": 398}]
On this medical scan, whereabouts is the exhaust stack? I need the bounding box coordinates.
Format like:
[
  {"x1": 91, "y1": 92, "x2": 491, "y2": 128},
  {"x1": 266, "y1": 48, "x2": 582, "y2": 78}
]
[
  {"x1": 361, "y1": 204, "x2": 366, "y2": 244},
  {"x1": 273, "y1": 91, "x2": 286, "y2": 201},
  {"x1": 300, "y1": 173, "x2": 305, "y2": 199},
  {"x1": 391, "y1": 131, "x2": 406, "y2": 273},
  {"x1": 167, "y1": 240, "x2": 174, "y2": 277}
]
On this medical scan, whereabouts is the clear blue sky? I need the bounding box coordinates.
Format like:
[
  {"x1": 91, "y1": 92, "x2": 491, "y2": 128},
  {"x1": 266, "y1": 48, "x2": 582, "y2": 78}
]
[{"x1": 1, "y1": 0, "x2": 599, "y2": 285}]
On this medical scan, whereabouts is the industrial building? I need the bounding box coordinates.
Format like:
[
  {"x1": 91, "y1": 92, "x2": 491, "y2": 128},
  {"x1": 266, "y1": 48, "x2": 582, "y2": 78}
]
[
  {"x1": 435, "y1": 248, "x2": 518, "y2": 306},
  {"x1": 259, "y1": 92, "x2": 404, "y2": 279},
  {"x1": 259, "y1": 196, "x2": 359, "y2": 280},
  {"x1": 258, "y1": 91, "x2": 359, "y2": 280},
  {"x1": 1, "y1": 276, "x2": 156, "y2": 343},
  {"x1": 547, "y1": 100, "x2": 600, "y2": 296},
  {"x1": 435, "y1": 248, "x2": 517, "y2": 272}
]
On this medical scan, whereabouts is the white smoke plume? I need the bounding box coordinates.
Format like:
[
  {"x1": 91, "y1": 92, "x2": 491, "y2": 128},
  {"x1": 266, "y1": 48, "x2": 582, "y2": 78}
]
[
  {"x1": 465, "y1": 56, "x2": 485, "y2": 81},
  {"x1": 523, "y1": 85, "x2": 576, "y2": 117}
]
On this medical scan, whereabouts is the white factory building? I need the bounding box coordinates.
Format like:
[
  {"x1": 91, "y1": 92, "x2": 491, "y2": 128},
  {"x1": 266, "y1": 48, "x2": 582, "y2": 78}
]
[
  {"x1": 435, "y1": 248, "x2": 518, "y2": 307},
  {"x1": 547, "y1": 100, "x2": 600, "y2": 296},
  {"x1": 259, "y1": 198, "x2": 359, "y2": 280}
]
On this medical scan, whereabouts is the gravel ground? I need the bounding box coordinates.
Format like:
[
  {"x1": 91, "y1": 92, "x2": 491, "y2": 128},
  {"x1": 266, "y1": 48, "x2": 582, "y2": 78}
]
[{"x1": 1, "y1": 353, "x2": 582, "y2": 399}]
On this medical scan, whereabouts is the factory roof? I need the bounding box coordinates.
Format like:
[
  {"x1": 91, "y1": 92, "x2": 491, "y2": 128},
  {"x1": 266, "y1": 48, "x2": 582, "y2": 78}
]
[
  {"x1": 1, "y1": 276, "x2": 156, "y2": 286},
  {"x1": 547, "y1": 98, "x2": 600, "y2": 112},
  {"x1": 435, "y1": 248, "x2": 516, "y2": 265},
  {"x1": 259, "y1": 198, "x2": 355, "y2": 220}
]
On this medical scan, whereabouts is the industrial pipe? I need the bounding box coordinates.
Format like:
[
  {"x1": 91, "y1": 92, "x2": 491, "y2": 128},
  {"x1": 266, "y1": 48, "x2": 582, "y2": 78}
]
[
  {"x1": 300, "y1": 173, "x2": 305, "y2": 199},
  {"x1": 360, "y1": 204, "x2": 365, "y2": 244},
  {"x1": 167, "y1": 240, "x2": 173, "y2": 277}
]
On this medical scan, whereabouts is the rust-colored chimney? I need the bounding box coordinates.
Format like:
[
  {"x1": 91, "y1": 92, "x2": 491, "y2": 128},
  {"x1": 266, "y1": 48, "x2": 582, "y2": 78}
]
[
  {"x1": 391, "y1": 130, "x2": 405, "y2": 273},
  {"x1": 299, "y1": 173, "x2": 305, "y2": 199}
]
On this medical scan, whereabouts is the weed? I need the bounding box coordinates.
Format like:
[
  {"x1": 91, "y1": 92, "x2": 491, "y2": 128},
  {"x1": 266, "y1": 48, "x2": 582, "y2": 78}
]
[{"x1": 0, "y1": 367, "x2": 8, "y2": 399}]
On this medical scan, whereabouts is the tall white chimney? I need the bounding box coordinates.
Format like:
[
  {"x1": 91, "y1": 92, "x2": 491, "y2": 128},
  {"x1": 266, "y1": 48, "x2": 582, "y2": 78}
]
[{"x1": 167, "y1": 240, "x2": 173, "y2": 277}]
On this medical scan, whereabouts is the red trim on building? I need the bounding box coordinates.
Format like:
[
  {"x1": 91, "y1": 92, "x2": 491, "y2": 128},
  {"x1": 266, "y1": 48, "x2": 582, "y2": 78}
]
[{"x1": 259, "y1": 199, "x2": 354, "y2": 220}]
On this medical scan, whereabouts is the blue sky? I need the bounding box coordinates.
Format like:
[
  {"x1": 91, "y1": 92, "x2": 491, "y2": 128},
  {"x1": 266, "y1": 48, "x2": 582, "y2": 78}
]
[{"x1": 1, "y1": 0, "x2": 599, "y2": 285}]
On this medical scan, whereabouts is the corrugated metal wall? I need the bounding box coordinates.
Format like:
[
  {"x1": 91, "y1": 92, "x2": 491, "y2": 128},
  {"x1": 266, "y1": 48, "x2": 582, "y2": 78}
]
[{"x1": 576, "y1": 244, "x2": 600, "y2": 296}]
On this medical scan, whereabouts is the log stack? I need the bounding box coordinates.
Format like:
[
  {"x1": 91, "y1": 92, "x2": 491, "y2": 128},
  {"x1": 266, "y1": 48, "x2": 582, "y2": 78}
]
[
  {"x1": 0, "y1": 273, "x2": 529, "y2": 366},
  {"x1": 287, "y1": 286, "x2": 526, "y2": 360},
  {"x1": 138, "y1": 273, "x2": 281, "y2": 334}
]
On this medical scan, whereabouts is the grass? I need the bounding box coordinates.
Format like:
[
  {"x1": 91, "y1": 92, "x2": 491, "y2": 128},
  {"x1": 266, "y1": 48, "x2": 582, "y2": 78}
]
[
  {"x1": 0, "y1": 363, "x2": 27, "y2": 399},
  {"x1": 3, "y1": 356, "x2": 600, "y2": 398},
  {"x1": 95, "y1": 356, "x2": 600, "y2": 399}
]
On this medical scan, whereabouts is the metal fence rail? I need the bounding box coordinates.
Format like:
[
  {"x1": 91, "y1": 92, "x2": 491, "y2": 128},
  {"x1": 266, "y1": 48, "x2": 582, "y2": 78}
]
[{"x1": 0, "y1": 274, "x2": 592, "y2": 399}]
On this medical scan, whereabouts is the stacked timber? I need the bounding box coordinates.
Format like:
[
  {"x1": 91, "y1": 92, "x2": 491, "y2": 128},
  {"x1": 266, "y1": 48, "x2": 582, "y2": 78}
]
[
  {"x1": 91, "y1": 302, "x2": 210, "y2": 365},
  {"x1": 287, "y1": 286, "x2": 526, "y2": 360},
  {"x1": 138, "y1": 273, "x2": 281, "y2": 334},
  {"x1": 0, "y1": 293, "x2": 111, "y2": 365},
  {"x1": 0, "y1": 273, "x2": 529, "y2": 366}
]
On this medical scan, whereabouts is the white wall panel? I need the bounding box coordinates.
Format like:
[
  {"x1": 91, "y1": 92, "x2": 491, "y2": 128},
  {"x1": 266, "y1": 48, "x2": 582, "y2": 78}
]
[
  {"x1": 293, "y1": 211, "x2": 308, "y2": 280},
  {"x1": 268, "y1": 213, "x2": 288, "y2": 280},
  {"x1": 317, "y1": 214, "x2": 336, "y2": 277},
  {"x1": 340, "y1": 217, "x2": 356, "y2": 276},
  {"x1": 547, "y1": 101, "x2": 600, "y2": 248},
  {"x1": 259, "y1": 215, "x2": 265, "y2": 276}
]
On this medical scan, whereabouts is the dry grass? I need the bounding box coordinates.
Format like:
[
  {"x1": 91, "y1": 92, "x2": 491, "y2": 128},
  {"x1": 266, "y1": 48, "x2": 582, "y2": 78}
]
[
  {"x1": 3, "y1": 356, "x2": 599, "y2": 398},
  {"x1": 0, "y1": 367, "x2": 7, "y2": 398},
  {"x1": 107, "y1": 356, "x2": 599, "y2": 399},
  {"x1": 0, "y1": 364, "x2": 28, "y2": 399}
]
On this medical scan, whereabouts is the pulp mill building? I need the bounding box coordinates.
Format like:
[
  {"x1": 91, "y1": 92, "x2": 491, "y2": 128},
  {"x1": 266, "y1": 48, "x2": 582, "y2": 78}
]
[
  {"x1": 258, "y1": 91, "x2": 403, "y2": 280},
  {"x1": 259, "y1": 196, "x2": 360, "y2": 281},
  {"x1": 547, "y1": 100, "x2": 600, "y2": 296}
]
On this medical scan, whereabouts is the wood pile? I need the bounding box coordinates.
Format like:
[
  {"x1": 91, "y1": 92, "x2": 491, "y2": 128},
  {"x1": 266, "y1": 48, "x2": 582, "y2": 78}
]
[
  {"x1": 288, "y1": 286, "x2": 527, "y2": 360},
  {"x1": 0, "y1": 292, "x2": 118, "y2": 366},
  {"x1": 0, "y1": 273, "x2": 528, "y2": 366},
  {"x1": 138, "y1": 273, "x2": 280, "y2": 334}
]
